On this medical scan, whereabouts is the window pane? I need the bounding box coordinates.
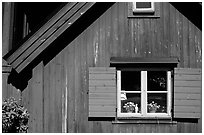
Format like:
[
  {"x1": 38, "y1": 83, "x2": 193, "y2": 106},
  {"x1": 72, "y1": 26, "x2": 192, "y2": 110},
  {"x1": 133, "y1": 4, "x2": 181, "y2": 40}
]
[
  {"x1": 136, "y1": 2, "x2": 152, "y2": 8},
  {"x1": 147, "y1": 71, "x2": 167, "y2": 91},
  {"x1": 147, "y1": 93, "x2": 167, "y2": 113},
  {"x1": 121, "y1": 93, "x2": 141, "y2": 113},
  {"x1": 121, "y1": 71, "x2": 141, "y2": 91}
]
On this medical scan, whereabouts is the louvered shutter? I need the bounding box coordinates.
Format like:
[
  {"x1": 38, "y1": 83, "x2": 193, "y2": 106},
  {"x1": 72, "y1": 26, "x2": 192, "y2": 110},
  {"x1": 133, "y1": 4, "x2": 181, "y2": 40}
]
[
  {"x1": 174, "y1": 68, "x2": 201, "y2": 118},
  {"x1": 89, "y1": 67, "x2": 117, "y2": 117}
]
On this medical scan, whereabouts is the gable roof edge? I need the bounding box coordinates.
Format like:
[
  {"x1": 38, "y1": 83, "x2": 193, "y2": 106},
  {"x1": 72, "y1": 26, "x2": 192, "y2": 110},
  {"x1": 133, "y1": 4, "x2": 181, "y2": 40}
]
[{"x1": 3, "y1": 2, "x2": 96, "y2": 73}]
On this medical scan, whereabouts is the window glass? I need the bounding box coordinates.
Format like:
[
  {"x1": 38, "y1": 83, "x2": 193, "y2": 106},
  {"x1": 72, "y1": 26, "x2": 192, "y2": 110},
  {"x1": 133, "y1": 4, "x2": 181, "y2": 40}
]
[
  {"x1": 147, "y1": 93, "x2": 167, "y2": 113},
  {"x1": 136, "y1": 2, "x2": 152, "y2": 8},
  {"x1": 147, "y1": 71, "x2": 167, "y2": 91},
  {"x1": 121, "y1": 71, "x2": 141, "y2": 91},
  {"x1": 121, "y1": 93, "x2": 141, "y2": 113}
]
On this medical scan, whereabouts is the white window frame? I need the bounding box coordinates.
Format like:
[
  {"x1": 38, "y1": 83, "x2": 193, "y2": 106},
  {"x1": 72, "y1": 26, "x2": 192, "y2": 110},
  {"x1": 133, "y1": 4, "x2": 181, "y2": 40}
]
[
  {"x1": 117, "y1": 70, "x2": 172, "y2": 118},
  {"x1": 132, "y1": 2, "x2": 155, "y2": 13}
]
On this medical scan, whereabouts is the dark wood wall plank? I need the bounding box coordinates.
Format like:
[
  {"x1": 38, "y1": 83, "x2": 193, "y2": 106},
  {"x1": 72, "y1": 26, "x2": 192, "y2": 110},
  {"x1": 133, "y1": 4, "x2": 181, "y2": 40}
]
[
  {"x1": 67, "y1": 44, "x2": 76, "y2": 132},
  {"x1": 111, "y1": 3, "x2": 119, "y2": 57},
  {"x1": 55, "y1": 54, "x2": 63, "y2": 132},
  {"x1": 189, "y1": 21, "x2": 196, "y2": 68},
  {"x1": 43, "y1": 60, "x2": 50, "y2": 132},
  {"x1": 2, "y1": 2, "x2": 14, "y2": 56},
  {"x1": 182, "y1": 15, "x2": 189, "y2": 68},
  {"x1": 3, "y1": 2, "x2": 201, "y2": 133},
  {"x1": 30, "y1": 62, "x2": 43, "y2": 132}
]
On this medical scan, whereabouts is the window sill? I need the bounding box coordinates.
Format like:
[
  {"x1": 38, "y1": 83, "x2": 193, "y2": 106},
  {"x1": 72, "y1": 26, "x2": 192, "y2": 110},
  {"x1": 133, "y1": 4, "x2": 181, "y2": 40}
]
[
  {"x1": 117, "y1": 114, "x2": 172, "y2": 119},
  {"x1": 112, "y1": 119, "x2": 177, "y2": 124},
  {"x1": 116, "y1": 116, "x2": 172, "y2": 120},
  {"x1": 128, "y1": 15, "x2": 160, "y2": 18}
]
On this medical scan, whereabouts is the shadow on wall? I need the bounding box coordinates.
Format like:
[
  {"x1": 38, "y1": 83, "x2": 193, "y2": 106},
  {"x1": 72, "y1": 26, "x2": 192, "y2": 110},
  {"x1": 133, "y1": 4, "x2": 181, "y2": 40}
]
[
  {"x1": 6, "y1": 3, "x2": 115, "y2": 92},
  {"x1": 7, "y1": 68, "x2": 32, "y2": 91}
]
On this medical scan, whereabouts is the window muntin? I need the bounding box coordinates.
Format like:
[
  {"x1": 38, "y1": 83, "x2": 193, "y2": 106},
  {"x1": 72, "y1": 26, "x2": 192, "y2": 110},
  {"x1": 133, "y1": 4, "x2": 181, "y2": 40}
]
[
  {"x1": 132, "y1": 2, "x2": 155, "y2": 13},
  {"x1": 117, "y1": 70, "x2": 171, "y2": 118}
]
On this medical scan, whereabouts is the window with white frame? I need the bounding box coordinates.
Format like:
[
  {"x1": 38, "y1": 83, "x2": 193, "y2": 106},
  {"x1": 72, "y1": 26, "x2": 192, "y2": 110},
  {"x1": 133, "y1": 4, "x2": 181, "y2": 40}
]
[
  {"x1": 132, "y1": 2, "x2": 155, "y2": 13},
  {"x1": 117, "y1": 69, "x2": 172, "y2": 118}
]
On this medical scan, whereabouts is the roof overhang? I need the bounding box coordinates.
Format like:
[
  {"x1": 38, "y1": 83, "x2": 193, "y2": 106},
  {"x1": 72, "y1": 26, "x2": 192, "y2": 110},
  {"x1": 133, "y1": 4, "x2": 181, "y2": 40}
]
[
  {"x1": 3, "y1": 2, "x2": 96, "y2": 73},
  {"x1": 4, "y1": 2, "x2": 197, "y2": 74}
]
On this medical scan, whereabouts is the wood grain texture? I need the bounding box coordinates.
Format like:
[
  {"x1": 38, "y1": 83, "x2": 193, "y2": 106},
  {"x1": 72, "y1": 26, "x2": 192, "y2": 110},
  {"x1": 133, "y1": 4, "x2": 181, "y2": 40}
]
[
  {"x1": 2, "y1": 2, "x2": 14, "y2": 55},
  {"x1": 174, "y1": 68, "x2": 201, "y2": 119},
  {"x1": 174, "y1": 99, "x2": 201, "y2": 106},
  {"x1": 2, "y1": 2, "x2": 202, "y2": 133},
  {"x1": 89, "y1": 67, "x2": 116, "y2": 117},
  {"x1": 15, "y1": 3, "x2": 95, "y2": 73},
  {"x1": 6, "y1": 3, "x2": 76, "y2": 64},
  {"x1": 174, "y1": 81, "x2": 201, "y2": 87},
  {"x1": 30, "y1": 62, "x2": 43, "y2": 132}
]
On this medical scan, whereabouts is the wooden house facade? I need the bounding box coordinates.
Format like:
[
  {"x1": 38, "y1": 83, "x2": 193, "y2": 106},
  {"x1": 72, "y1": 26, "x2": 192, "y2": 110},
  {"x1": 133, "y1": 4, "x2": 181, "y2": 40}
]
[{"x1": 2, "y1": 2, "x2": 202, "y2": 133}]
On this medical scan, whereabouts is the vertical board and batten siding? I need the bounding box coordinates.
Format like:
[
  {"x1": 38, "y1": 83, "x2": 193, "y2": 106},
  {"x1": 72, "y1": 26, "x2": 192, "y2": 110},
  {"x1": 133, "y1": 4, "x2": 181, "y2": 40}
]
[
  {"x1": 174, "y1": 68, "x2": 201, "y2": 118},
  {"x1": 2, "y1": 62, "x2": 44, "y2": 133},
  {"x1": 2, "y1": 2, "x2": 201, "y2": 133},
  {"x1": 89, "y1": 67, "x2": 116, "y2": 117},
  {"x1": 28, "y1": 62, "x2": 44, "y2": 132}
]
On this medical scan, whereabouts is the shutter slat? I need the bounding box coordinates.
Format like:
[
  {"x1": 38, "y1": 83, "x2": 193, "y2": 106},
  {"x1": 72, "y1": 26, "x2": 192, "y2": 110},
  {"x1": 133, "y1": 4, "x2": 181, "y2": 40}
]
[
  {"x1": 89, "y1": 67, "x2": 116, "y2": 117},
  {"x1": 174, "y1": 99, "x2": 200, "y2": 106},
  {"x1": 175, "y1": 68, "x2": 201, "y2": 74},
  {"x1": 89, "y1": 93, "x2": 115, "y2": 99},
  {"x1": 89, "y1": 80, "x2": 116, "y2": 87},
  {"x1": 89, "y1": 99, "x2": 116, "y2": 105},
  {"x1": 174, "y1": 68, "x2": 201, "y2": 119},
  {"x1": 174, "y1": 113, "x2": 200, "y2": 118},
  {"x1": 89, "y1": 86, "x2": 116, "y2": 93},
  {"x1": 89, "y1": 105, "x2": 116, "y2": 112},
  {"x1": 89, "y1": 112, "x2": 116, "y2": 117},
  {"x1": 174, "y1": 93, "x2": 201, "y2": 100},
  {"x1": 174, "y1": 87, "x2": 200, "y2": 94},
  {"x1": 89, "y1": 73, "x2": 115, "y2": 80},
  {"x1": 175, "y1": 106, "x2": 200, "y2": 113},
  {"x1": 174, "y1": 74, "x2": 201, "y2": 81},
  {"x1": 174, "y1": 80, "x2": 201, "y2": 87}
]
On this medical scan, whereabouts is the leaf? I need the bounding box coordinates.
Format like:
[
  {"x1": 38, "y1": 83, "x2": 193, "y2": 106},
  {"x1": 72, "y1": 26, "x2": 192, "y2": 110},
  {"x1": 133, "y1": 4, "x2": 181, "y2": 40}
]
[{"x1": 2, "y1": 97, "x2": 29, "y2": 133}]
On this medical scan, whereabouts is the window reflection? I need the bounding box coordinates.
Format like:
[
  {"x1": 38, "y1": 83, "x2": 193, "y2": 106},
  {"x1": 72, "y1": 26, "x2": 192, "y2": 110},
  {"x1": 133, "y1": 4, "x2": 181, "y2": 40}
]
[{"x1": 147, "y1": 71, "x2": 167, "y2": 91}]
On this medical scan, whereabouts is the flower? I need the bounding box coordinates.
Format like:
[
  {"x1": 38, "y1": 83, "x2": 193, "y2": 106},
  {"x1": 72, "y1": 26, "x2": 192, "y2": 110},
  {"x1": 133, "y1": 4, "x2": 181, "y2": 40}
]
[
  {"x1": 123, "y1": 102, "x2": 136, "y2": 112},
  {"x1": 147, "y1": 101, "x2": 160, "y2": 112},
  {"x1": 2, "y1": 97, "x2": 29, "y2": 133}
]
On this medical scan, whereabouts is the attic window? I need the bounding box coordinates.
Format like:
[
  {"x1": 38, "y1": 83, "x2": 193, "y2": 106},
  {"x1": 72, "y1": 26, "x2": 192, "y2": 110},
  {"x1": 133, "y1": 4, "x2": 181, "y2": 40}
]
[{"x1": 132, "y1": 2, "x2": 155, "y2": 13}]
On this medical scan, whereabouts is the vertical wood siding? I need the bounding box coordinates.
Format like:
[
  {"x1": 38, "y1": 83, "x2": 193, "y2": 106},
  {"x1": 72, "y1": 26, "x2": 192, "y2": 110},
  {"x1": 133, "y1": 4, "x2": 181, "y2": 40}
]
[
  {"x1": 2, "y1": 2, "x2": 201, "y2": 133},
  {"x1": 30, "y1": 62, "x2": 43, "y2": 132}
]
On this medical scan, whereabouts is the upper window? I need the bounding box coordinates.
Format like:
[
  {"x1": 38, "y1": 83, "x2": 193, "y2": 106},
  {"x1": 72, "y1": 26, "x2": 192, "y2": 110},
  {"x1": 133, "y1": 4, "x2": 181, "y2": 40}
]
[
  {"x1": 132, "y1": 2, "x2": 155, "y2": 13},
  {"x1": 117, "y1": 69, "x2": 172, "y2": 118},
  {"x1": 128, "y1": 2, "x2": 160, "y2": 18}
]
